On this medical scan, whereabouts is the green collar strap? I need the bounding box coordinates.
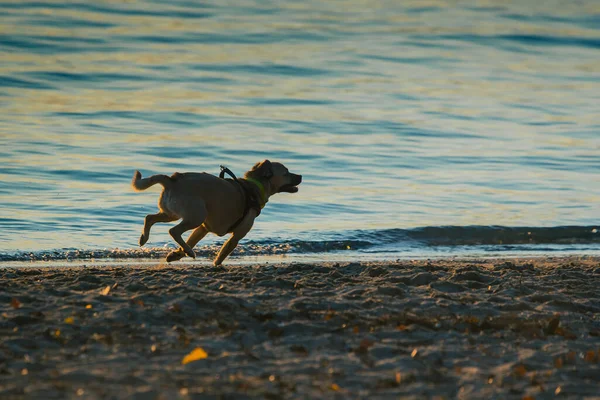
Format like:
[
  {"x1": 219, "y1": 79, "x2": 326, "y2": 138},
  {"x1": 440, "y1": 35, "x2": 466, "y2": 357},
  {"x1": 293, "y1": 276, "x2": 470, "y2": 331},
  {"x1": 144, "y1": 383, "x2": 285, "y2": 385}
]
[{"x1": 244, "y1": 177, "x2": 267, "y2": 208}]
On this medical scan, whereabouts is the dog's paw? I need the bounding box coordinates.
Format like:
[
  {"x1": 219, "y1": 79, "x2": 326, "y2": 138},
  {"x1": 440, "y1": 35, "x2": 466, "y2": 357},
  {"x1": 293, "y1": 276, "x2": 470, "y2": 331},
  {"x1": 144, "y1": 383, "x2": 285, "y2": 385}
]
[
  {"x1": 139, "y1": 233, "x2": 148, "y2": 246},
  {"x1": 184, "y1": 248, "x2": 196, "y2": 259},
  {"x1": 166, "y1": 250, "x2": 184, "y2": 262}
]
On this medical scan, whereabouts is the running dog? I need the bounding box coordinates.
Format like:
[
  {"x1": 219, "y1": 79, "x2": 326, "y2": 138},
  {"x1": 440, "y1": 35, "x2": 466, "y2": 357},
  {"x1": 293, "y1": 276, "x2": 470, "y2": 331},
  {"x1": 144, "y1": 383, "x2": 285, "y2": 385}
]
[{"x1": 132, "y1": 160, "x2": 302, "y2": 265}]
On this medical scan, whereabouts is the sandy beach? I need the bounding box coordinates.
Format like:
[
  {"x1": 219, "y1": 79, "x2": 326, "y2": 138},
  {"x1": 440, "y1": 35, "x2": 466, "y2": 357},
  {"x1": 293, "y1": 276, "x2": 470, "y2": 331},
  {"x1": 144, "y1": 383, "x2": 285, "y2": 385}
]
[{"x1": 1, "y1": 257, "x2": 599, "y2": 399}]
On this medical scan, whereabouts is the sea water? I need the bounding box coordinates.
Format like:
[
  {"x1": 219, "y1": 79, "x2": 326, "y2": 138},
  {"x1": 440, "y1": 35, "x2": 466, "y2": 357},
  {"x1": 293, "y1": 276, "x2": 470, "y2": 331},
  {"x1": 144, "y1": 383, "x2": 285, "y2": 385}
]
[{"x1": 1, "y1": 0, "x2": 599, "y2": 262}]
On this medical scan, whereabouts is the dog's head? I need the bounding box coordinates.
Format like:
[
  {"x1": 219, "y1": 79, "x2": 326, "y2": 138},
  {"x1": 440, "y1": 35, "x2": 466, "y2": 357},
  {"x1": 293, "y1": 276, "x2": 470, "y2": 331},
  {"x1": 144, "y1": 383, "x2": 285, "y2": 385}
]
[{"x1": 245, "y1": 160, "x2": 302, "y2": 194}]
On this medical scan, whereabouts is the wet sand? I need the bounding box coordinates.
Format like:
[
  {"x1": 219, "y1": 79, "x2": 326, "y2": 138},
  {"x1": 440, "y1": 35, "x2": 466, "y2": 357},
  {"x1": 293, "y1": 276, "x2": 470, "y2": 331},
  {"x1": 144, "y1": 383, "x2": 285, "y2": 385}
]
[{"x1": 1, "y1": 257, "x2": 599, "y2": 399}]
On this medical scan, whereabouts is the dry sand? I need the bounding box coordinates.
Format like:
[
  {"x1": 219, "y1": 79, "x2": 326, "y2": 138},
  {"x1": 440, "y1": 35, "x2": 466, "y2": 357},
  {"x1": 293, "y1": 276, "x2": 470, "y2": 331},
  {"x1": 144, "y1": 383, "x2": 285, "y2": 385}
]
[{"x1": 1, "y1": 257, "x2": 599, "y2": 399}]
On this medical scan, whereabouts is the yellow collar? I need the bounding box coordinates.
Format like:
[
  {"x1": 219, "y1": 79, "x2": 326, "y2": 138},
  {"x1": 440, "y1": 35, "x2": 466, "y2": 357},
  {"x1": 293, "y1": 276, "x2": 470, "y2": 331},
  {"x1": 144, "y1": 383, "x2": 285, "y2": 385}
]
[{"x1": 244, "y1": 177, "x2": 267, "y2": 208}]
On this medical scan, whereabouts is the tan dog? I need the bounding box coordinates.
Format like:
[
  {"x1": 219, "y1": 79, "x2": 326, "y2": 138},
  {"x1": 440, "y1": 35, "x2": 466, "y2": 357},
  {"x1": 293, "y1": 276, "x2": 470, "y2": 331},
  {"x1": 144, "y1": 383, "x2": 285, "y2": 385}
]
[{"x1": 132, "y1": 160, "x2": 302, "y2": 265}]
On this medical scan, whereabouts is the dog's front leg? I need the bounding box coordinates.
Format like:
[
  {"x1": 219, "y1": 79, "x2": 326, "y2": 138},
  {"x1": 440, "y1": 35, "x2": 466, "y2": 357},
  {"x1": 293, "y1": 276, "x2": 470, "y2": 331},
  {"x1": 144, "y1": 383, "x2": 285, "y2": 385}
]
[
  {"x1": 213, "y1": 212, "x2": 256, "y2": 266},
  {"x1": 213, "y1": 235, "x2": 241, "y2": 266}
]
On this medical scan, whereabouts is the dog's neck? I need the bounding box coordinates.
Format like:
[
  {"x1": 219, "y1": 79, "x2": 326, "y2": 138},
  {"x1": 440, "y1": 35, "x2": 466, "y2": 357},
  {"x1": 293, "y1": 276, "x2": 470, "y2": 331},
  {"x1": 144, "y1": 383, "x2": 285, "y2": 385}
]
[{"x1": 244, "y1": 177, "x2": 269, "y2": 208}]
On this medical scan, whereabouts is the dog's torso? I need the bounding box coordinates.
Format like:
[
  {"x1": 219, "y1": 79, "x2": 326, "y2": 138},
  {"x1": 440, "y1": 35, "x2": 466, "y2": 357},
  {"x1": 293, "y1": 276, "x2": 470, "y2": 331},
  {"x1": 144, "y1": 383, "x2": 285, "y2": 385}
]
[{"x1": 159, "y1": 172, "x2": 246, "y2": 236}]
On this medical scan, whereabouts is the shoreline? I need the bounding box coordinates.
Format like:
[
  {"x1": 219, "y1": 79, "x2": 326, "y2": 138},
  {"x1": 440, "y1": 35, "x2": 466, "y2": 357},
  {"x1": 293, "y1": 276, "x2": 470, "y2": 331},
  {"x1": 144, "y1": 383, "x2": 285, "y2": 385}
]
[
  {"x1": 1, "y1": 257, "x2": 599, "y2": 398},
  {"x1": 2, "y1": 253, "x2": 600, "y2": 269}
]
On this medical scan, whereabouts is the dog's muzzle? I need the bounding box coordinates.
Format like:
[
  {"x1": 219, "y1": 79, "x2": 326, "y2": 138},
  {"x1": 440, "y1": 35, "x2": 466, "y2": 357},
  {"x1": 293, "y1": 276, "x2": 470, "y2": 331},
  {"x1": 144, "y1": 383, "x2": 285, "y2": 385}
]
[{"x1": 279, "y1": 174, "x2": 302, "y2": 193}]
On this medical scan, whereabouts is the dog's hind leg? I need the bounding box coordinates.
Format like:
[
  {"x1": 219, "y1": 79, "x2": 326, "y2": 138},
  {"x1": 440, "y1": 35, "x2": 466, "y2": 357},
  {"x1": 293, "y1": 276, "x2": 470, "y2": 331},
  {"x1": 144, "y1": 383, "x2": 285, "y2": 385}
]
[
  {"x1": 169, "y1": 219, "x2": 204, "y2": 259},
  {"x1": 166, "y1": 224, "x2": 208, "y2": 262},
  {"x1": 140, "y1": 212, "x2": 177, "y2": 246}
]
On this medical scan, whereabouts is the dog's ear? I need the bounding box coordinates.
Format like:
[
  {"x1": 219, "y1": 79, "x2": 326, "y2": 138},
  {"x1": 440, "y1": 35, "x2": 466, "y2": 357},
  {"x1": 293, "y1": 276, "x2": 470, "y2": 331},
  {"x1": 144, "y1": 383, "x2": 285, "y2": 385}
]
[
  {"x1": 246, "y1": 159, "x2": 273, "y2": 180},
  {"x1": 253, "y1": 159, "x2": 273, "y2": 179}
]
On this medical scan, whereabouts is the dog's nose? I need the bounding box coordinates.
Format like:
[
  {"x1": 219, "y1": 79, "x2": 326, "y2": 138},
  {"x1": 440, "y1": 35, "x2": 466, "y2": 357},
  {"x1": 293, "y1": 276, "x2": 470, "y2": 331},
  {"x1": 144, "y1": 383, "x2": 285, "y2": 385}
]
[{"x1": 296, "y1": 175, "x2": 302, "y2": 184}]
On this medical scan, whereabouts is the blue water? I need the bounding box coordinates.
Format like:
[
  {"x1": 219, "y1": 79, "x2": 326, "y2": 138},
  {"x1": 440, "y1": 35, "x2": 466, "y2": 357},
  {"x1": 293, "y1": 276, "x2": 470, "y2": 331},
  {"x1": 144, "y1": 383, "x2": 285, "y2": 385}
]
[{"x1": 1, "y1": 0, "x2": 599, "y2": 263}]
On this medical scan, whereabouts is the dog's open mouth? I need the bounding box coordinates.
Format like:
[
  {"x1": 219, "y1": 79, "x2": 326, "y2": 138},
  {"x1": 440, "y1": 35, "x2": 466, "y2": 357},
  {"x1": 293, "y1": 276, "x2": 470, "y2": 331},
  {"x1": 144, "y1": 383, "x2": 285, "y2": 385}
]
[
  {"x1": 279, "y1": 174, "x2": 302, "y2": 193},
  {"x1": 279, "y1": 184, "x2": 299, "y2": 193}
]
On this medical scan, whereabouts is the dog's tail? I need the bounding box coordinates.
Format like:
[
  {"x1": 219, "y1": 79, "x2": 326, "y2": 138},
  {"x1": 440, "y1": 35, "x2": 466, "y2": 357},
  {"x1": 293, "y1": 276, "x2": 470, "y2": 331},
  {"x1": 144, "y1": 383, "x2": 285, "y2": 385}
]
[{"x1": 132, "y1": 170, "x2": 172, "y2": 191}]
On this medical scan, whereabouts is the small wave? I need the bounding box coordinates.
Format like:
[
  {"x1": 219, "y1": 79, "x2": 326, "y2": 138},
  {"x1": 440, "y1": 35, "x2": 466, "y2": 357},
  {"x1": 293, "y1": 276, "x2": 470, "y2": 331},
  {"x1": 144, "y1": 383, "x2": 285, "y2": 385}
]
[
  {"x1": 401, "y1": 225, "x2": 600, "y2": 246},
  {"x1": 0, "y1": 240, "x2": 371, "y2": 262},
  {"x1": 1, "y1": 226, "x2": 598, "y2": 263}
]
